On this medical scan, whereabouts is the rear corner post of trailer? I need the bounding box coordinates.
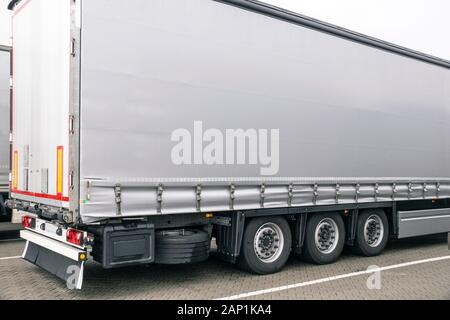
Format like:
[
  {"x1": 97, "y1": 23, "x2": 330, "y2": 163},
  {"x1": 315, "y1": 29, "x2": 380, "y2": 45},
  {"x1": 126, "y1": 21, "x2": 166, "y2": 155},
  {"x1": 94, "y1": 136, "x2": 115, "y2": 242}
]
[
  {"x1": 0, "y1": 44, "x2": 12, "y2": 223},
  {"x1": 7, "y1": 0, "x2": 450, "y2": 289}
]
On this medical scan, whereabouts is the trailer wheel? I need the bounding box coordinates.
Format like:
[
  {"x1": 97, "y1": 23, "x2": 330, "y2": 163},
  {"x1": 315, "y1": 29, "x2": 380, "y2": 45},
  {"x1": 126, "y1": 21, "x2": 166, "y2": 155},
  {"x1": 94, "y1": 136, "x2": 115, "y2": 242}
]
[
  {"x1": 238, "y1": 216, "x2": 291, "y2": 275},
  {"x1": 302, "y1": 212, "x2": 345, "y2": 265},
  {"x1": 155, "y1": 229, "x2": 210, "y2": 264},
  {"x1": 352, "y1": 209, "x2": 389, "y2": 256},
  {"x1": 0, "y1": 193, "x2": 10, "y2": 222}
]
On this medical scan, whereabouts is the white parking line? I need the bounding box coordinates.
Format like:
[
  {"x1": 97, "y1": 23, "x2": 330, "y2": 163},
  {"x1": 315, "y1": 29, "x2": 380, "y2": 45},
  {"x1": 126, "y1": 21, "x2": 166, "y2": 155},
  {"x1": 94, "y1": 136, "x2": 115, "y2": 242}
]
[
  {"x1": 216, "y1": 255, "x2": 450, "y2": 300},
  {"x1": 0, "y1": 256, "x2": 21, "y2": 261},
  {"x1": 0, "y1": 238, "x2": 23, "y2": 243}
]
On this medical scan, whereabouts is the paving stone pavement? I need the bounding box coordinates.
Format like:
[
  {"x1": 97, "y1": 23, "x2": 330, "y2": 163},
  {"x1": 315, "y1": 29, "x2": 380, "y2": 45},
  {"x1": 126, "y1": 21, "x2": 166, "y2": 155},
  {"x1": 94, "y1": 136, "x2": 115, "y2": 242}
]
[
  {"x1": 0, "y1": 240, "x2": 24, "y2": 258},
  {"x1": 0, "y1": 234, "x2": 449, "y2": 300}
]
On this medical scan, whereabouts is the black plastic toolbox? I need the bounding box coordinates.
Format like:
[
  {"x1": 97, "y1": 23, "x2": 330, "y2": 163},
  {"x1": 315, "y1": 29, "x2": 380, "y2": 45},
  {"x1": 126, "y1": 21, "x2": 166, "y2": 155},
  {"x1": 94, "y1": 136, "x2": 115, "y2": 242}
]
[{"x1": 88, "y1": 222, "x2": 155, "y2": 269}]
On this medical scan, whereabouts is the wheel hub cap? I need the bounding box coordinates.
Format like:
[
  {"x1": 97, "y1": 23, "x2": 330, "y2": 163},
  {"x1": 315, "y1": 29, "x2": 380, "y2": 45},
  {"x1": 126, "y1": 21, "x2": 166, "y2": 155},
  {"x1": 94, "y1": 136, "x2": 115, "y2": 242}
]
[
  {"x1": 254, "y1": 223, "x2": 284, "y2": 263},
  {"x1": 315, "y1": 218, "x2": 339, "y2": 254},
  {"x1": 364, "y1": 215, "x2": 384, "y2": 247}
]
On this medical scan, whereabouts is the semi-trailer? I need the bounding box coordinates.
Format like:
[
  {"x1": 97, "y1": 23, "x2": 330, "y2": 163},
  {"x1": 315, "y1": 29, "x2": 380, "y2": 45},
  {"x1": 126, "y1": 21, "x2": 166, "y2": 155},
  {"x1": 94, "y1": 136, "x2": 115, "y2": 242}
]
[
  {"x1": 6, "y1": 0, "x2": 450, "y2": 289},
  {"x1": 0, "y1": 45, "x2": 11, "y2": 222}
]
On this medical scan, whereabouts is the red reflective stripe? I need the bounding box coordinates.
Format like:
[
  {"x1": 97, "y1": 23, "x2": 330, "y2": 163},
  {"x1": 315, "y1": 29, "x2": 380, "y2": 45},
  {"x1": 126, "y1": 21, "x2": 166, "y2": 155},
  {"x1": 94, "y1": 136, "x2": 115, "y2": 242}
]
[{"x1": 11, "y1": 189, "x2": 69, "y2": 202}]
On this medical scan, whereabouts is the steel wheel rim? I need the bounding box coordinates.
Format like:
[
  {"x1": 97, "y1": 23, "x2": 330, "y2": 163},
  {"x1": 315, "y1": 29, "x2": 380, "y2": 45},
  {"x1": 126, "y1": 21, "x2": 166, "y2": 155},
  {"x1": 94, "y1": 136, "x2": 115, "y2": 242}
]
[
  {"x1": 253, "y1": 222, "x2": 284, "y2": 263},
  {"x1": 364, "y1": 215, "x2": 384, "y2": 247},
  {"x1": 314, "y1": 218, "x2": 339, "y2": 254}
]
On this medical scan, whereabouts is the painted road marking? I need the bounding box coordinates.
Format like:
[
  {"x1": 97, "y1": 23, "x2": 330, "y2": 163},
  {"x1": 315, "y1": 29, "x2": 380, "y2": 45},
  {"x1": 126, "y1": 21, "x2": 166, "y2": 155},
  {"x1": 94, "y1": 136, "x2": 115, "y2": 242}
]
[
  {"x1": 0, "y1": 256, "x2": 21, "y2": 261},
  {"x1": 0, "y1": 238, "x2": 23, "y2": 243},
  {"x1": 217, "y1": 255, "x2": 450, "y2": 300}
]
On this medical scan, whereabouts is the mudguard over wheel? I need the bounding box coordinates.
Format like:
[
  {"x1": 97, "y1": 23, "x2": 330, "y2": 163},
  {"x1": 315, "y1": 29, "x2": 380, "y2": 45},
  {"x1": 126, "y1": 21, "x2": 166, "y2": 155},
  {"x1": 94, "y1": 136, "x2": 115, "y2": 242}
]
[
  {"x1": 238, "y1": 216, "x2": 292, "y2": 275},
  {"x1": 302, "y1": 212, "x2": 345, "y2": 265},
  {"x1": 352, "y1": 209, "x2": 389, "y2": 257}
]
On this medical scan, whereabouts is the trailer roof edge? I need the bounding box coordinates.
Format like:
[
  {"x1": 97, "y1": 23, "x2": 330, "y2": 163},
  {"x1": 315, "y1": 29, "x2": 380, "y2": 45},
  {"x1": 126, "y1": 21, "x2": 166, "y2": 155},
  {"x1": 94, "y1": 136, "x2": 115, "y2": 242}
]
[
  {"x1": 7, "y1": 0, "x2": 450, "y2": 69},
  {"x1": 0, "y1": 45, "x2": 12, "y2": 52},
  {"x1": 216, "y1": 0, "x2": 450, "y2": 70},
  {"x1": 7, "y1": 0, "x2": 20, "y2": 11}
]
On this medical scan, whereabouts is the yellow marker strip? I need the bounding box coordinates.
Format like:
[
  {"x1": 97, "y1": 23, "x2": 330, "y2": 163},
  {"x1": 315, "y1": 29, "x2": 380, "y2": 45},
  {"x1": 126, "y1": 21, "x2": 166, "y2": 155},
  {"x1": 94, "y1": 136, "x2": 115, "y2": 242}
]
[
  {"x1": 13, "y1": 151, "x2": 18, "y2": 189},
  {"x1": 57, "y1": 146, "x2": 63, "y2": 195}
]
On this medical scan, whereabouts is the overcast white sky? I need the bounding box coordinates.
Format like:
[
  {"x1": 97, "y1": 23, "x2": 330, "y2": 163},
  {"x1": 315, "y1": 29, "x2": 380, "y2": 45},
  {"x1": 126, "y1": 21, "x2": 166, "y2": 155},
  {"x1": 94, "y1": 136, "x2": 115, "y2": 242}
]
[
  {"x1": 0, "y1": 0, "x2": 11, "y2": 46},
  {"x1": 265, "y1": 0, "x2": 450, "y2": 60},
  {"x1": 1, "y1": 0, "x2": 449, "y2": 60}
]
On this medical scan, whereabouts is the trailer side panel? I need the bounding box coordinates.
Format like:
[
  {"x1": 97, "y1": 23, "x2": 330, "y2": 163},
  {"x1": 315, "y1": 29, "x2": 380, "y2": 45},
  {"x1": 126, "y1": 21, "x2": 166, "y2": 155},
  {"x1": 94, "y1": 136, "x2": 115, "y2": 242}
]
[{"x1": 79, "y1": 0, "x2": 450, "y2": 221}]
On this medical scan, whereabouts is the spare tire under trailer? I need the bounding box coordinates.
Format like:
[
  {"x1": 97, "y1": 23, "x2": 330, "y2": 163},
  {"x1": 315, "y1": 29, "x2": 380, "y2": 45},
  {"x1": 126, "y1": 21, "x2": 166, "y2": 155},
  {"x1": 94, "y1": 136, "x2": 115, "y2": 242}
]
[{"x1": 155, "y1": 229, "x2": 211, "y2": 264}]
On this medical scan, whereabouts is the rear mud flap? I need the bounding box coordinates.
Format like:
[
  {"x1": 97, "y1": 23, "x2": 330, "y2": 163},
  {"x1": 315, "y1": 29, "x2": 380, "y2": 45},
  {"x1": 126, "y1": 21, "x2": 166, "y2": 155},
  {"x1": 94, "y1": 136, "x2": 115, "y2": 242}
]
[{"x1": 23, "y1": 241, "x2": 85, "y2": 290}]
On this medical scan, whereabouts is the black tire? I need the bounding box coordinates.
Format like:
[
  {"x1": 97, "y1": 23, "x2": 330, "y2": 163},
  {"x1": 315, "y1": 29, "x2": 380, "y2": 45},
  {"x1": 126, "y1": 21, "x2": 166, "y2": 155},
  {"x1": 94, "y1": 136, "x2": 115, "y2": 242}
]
[
  {"x1": 156, "y1": 229, "x2": 209, "y2": 245},
  {"x1": 302, "y1": 212, "x2": 345, "y2": 265},
  {"x1": 155, "y1": 242, "x2": 209, "y2": 250},
  {"x1": 156, "y1": 255, "x2": 209, "y2": 265},
  {"x1": 238, "y1": 216, "x2": 292, "y2": 275},
  {"x1": 351, "y1": 209, "x2": 389, "y2": 257},
  {"x1": 155, "y1": 229, "x2": 210, "y2": 264},
  {"x1": 0, "y1": 193, "x2": 11, "y2": 222}
]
